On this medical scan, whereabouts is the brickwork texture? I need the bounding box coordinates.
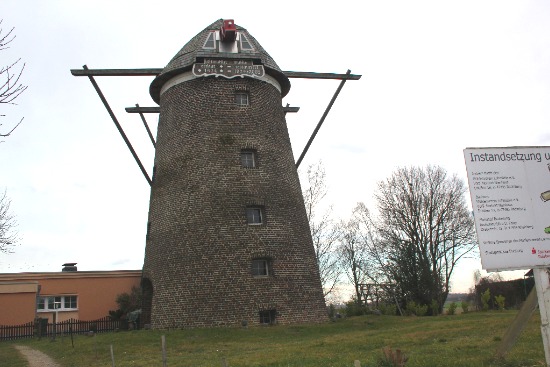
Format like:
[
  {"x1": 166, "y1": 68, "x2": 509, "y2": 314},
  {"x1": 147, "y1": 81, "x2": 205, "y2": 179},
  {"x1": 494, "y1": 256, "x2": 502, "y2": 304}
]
[{"x1": 142, "y1": 20, "x2": 328, "y2": 328}]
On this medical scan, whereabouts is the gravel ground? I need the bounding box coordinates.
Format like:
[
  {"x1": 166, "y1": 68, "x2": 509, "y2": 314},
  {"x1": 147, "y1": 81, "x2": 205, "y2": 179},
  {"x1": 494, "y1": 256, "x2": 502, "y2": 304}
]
[{"x1": 14, "y1": 345, "x2": 61, "y2": 367}]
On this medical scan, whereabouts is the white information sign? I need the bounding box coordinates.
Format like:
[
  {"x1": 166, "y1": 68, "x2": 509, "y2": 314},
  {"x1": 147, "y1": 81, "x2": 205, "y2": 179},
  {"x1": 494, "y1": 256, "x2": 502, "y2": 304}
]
[{"x1": 464, "y1": 146, "x2": 550, "y2": 271}]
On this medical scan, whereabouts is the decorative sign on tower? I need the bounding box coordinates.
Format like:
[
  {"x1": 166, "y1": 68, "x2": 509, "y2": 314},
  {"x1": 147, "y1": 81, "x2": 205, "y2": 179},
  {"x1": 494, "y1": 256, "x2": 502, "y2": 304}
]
[{"x1": 193, "y1": 59, "x2": 265, "y2": 78}]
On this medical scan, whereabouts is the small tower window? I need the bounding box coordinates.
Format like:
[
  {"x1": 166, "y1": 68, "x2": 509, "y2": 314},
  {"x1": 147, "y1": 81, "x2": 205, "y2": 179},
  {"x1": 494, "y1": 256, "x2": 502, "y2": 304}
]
[
  {"x1": 240, "y1": 33, "x2": 254, "y2": 51},
  {"x1": 203, "y1": 32, "x2": 216, "y2": 49},
  {"x1": 240, "y1": 150, "x2": 256, "y2": 168},
  {"x1": 246, "y1": 207, "x2": 263, "y2": 225},
  {"x1": 259, "y1": 310, "x2": 276, "y2": 324},
  {"x1": 235, "y1": 92, "x2": 249, "y2": 106},
  {"x1": 252, "y1": 259, "x2": 269, "y2": 276}
]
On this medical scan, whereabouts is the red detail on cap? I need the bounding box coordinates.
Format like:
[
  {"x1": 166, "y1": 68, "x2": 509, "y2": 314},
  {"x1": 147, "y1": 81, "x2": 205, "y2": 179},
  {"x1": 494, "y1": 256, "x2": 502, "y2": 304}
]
[{"x1": 220, "y1": 19, "x2": 236, "y2": 43}]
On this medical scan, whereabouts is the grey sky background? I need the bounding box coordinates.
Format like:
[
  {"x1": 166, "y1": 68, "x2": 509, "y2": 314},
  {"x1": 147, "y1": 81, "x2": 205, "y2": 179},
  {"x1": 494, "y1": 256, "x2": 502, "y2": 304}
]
[{"x1": 1, "y1": 0, "x2": 549, "y2": 296}]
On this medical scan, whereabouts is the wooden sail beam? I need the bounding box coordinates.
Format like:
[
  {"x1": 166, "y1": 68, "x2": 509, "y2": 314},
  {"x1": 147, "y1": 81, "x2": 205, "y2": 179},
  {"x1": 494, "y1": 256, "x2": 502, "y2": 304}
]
[
  {"x1": 71, "y1": 68, "x2": 361, "y2": 80},
  {"x1": 72, "y1": 66, "x2": 360, "y2": 181},
  {"x1": 125, "y1": 106, "x2": 300, "y2": 114}
]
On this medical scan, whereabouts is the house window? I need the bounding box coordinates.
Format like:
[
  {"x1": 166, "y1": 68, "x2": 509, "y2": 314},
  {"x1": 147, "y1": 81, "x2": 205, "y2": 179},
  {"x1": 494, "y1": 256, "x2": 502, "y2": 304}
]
[
  {"x1": 240, "y1": 150, "x2": 256, "y2": 168},
  {"x1": 64, "y1": 295, "x2": 77, "y2": 309},
  {"x1": 252, "y1": 259, "x2": 269, "y2": 276},
  {"x1": 235, "y1": 92, "x2": 249, "y2": 106},
  {"x1": 246, "y1": 207, "x2": 263, "y2": 225},
  {"x1": 37, "y1": 295, "x2": 78, "y2": 312},
  {"x1": 259, "y1": 310, "x2": 276, "y2": 324}
]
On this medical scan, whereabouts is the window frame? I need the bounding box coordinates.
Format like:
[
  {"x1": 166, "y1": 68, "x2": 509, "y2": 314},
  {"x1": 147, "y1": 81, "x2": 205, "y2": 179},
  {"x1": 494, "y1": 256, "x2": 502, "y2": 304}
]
[
  {"x1": 239, "y1": 33, "x2": 254, "y2": 51},
  {"x1": 246, "y1": 207, "x2": 264, "y2": 225},
  {"x1": 37, "y1": 295, "x2": 78, "y2": 312},
  {"x1": 240, "y1": 150, "x2": 257, "y2": 168},
  {"x1": 259, "y1": 310, "x2": 276, "y2": 324},
  {"x1": 202, "y1": 32, "x2": 217, "y2": 50},
  {"x1": 235, "y1": 91, "x2": 249, "y2": 106},
  {"x1": 252, "y1": 259, "x2": 270, "y2": 276}
]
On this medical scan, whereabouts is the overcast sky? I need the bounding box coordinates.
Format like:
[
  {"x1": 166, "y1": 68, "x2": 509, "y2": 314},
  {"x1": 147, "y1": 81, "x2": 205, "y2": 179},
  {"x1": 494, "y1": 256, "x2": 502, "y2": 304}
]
[{"x1": 1, "y1": 1, "x2": 549, "y2": 295}]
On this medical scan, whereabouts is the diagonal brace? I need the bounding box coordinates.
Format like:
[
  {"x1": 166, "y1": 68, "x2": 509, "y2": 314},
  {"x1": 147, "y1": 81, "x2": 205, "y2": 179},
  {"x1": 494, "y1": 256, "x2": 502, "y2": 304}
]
[
  {"x1": 135, "y1": 104, "x2": 156, "y2": 148},
  {"x1": 81, "y1": 65, "x2": 152, "y2": 186},
  {"x1": 295, "y1": 70, "x2": 352, "y2": 168}
]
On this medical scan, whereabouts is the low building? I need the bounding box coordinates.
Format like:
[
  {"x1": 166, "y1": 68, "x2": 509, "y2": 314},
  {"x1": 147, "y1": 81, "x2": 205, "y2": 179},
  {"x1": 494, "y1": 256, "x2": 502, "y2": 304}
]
[{"x1": 0, "y1": 264, "x2": 141, "y2": 325}]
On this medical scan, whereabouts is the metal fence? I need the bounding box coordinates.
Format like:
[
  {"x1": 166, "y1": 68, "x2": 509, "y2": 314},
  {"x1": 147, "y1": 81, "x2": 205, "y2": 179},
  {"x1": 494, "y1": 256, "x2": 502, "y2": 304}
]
[{"x1": 0, "y1": 316, "x2": 122, "y2": 341}]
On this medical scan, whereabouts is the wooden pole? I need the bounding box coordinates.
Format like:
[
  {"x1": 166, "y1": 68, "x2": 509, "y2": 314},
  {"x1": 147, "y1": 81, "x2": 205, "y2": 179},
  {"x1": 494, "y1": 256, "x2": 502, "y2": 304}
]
[
  {"x1": 495, "y1": 286, "x2": 538, "y2": 359},
  {"x1": 110, "y1": 344, "x2": 115, "y2": 367},
  {"x1": 161, "y1": 335, "x2": 167, "y2": 367},
  {"x1": 534, "y1": 268, "x2": 550, "y2": 366}
]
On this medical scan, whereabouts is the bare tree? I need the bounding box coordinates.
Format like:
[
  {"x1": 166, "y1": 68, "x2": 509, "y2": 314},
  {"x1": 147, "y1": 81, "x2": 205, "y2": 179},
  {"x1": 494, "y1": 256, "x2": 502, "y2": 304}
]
[
  {"x1": 302, "y1": 162, "x2": 342, "y2": 299},
  {"x1": 374, "y1": 165, "x2": 477, "y2": 313},
  {"x1": 0, "y1": 190, "x2": 19, "y2": 253},
  {"x1": 1, "y1": 20, "x2": 27, "y2": 139},
  {"x1": 351, "y1": 202, "x2": 403, "y2": 313},
  {"x1": 338, "y1": 212, "x2": 370, "y2": 306}
]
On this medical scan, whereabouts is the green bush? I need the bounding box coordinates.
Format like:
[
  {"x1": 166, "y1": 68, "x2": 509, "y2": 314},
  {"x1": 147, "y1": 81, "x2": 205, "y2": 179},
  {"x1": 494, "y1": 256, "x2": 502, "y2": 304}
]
[
  {"x1": 431, "y1": 299, "x2": 440, "y2": 316},
  {"x1": 447, "y1": 302, "x2": 457, "y2": 315},
  {"x1": 344, "y1": 300, "x2": 368, "y2": 317},
  {"x1": 481, "y1": 289, "x2": 491, "y2": 311},
  {"x1": 379, "y1": 303, "x2": 397, "y2": 316},
  {"x1": 461, "y1": 301, "x2": 469, "y2": 313},
  {"x1": 495, "y1": 294, "x2": 506, "y2": 310},
  {"x1": 406, "y1": 301, "x2": 428, "y2": 316}
]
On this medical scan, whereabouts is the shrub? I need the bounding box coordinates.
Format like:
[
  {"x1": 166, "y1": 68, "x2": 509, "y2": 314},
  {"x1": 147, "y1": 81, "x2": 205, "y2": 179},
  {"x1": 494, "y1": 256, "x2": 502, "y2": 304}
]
[
  {"x1": 481, "y1": 289, "x2": 491, "y2": 311},
  {"x1": 447, "y1": 302, "x2": 457, "y2": 315},
  {"x1": 430, "y1": 299, "x2": 440, "y2": 316},
  {"x1": 108, "y1": 309, "x2": 124, "y2": 320},
  {"x1": 379, "y1": 303, "x2": 397, "y2": 316},
  {"x1": 495, "y1": 295, "x2": 506, "y2": 310},
  {"x1": 343, "y1": 300, "x2": 367, "y2": 317},
  {"x1": 406, "y1": 301, "x2": 428, "y2": 316},
  {"x1": 461, "y1": 301, "x2": 469, "y2": 313},
  {"x1": 327, "y1": 304, "x2": 336, "y2": 319},
  {"x1": 108, "y1": 285, "x2": 142, "y2": 319}
]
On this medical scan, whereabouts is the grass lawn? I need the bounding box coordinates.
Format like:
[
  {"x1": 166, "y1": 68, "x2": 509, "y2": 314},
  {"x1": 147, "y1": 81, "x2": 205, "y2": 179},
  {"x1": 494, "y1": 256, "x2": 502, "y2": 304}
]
[{"x1": 0, "y1": 310, "x2": 545, "y2": 367}]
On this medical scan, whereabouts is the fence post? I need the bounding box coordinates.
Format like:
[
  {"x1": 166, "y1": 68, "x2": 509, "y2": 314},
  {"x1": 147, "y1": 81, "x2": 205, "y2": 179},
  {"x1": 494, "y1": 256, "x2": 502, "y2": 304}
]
[
  {"x1": 110, "y1": 344, "x2": 115, "y2": 367},
  {"x1": 161, "y1": 335, "x2": 167, "y2": 367}
]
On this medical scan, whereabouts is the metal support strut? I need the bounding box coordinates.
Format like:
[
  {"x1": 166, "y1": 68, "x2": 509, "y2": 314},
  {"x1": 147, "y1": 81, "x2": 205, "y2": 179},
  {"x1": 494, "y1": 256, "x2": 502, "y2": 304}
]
[
  {"x1": 295, "y1": 70, "x2": 352, "y2": 169},
  {"x1": 82, "y1": 65, "x2": 152, "y2": 186}
]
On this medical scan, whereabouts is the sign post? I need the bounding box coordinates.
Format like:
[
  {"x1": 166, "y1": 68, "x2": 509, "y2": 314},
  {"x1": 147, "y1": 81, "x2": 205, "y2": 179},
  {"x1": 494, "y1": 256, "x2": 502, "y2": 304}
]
[
  {"x1": 464, "y1": 146, "x2": 550, "y2": 365},
  {"x1": 534, "y1": 268, "x2": 550, "y2": 363}
]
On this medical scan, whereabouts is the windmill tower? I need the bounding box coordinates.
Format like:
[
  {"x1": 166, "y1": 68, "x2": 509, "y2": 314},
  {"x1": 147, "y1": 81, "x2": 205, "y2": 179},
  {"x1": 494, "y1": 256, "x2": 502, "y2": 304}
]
[
  {"x1": 72, "y1": 19, "x2": 360, "y2": 328},
  {"x1": 140, "y1": 19, "x2": 327, "y2": 328}
]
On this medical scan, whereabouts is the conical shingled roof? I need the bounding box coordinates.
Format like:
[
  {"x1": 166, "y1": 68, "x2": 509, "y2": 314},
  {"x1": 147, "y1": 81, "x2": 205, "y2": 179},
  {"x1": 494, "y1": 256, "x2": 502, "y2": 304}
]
[{"x1": 150, "y1": 19, "x2": 290, "y2": 103}]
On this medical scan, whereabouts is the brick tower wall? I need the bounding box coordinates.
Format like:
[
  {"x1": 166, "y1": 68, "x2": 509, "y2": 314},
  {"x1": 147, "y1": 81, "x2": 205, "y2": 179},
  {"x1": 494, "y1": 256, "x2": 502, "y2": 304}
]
[{"x1": 142, "y1": 76, "x2": 328, "y2": 328}]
